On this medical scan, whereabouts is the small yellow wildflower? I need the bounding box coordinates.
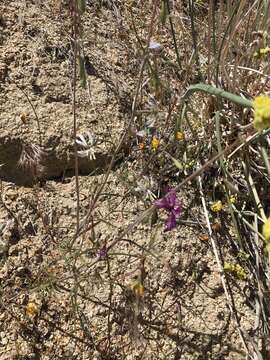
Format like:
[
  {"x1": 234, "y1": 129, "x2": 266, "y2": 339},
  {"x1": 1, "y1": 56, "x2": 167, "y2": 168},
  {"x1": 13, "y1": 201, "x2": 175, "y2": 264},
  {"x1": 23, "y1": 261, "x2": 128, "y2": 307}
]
[
  {"x1": 131, "y1": 281, "x2": 144, "y2": 297},
  {"x1": 259, "y1": 47, "x2": 270, "y2": 56},
  {"x1": 184, "y1": 160, "x2": 195, "y2": 169},
  {"x1": 229, "y1": 195, "x2": 237, "y2": 204},
  {"x1": 151, "y1": 136, "x2": 160, "y2": 150},
  {"x1": 254, "y1": 47, "x2": 270, "y2": 58},
  {"x1": 224, "y1": 262, "x2": 246, "y2": 280},
  {"x1": 234, "y1": 264, "x2": 247, "y2": 280},
  {"x1": 253, "y1": 96, "x2": 270, "y2": 130},
  {"x1": 210, "y1": 200, "x2": 223, "y2": 212},
  {"x1": 238, "y1": 250, "x2": 250, "y2": 260},
  {"x1": 26, "y1": 302, "x2": 39, "y2": 318},
  {"x1": 175, "y1": 131, "x2": 185, "y2": 141},
  {"x1": 263, "y1": 217, "x2": 270, "y2": 242}
]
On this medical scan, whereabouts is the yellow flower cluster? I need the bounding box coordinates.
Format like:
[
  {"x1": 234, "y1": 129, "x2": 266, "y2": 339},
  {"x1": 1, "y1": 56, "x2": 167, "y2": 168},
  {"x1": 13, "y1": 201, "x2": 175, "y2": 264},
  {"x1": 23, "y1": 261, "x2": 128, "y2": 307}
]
[
  {"x1": 131, "y1": 281, "x2": 144, "y2": 297},
  {"x1": 224, "y1": 262, "x2": 246, "y2": 280},
  {"x1": 210, "y1": 200, "x2": 223, "y2": 212},
  {"x1": 184, "y1": 160, "x2": 195, "y2": 170},
  {"x1": 253, "y1": 96, "x2": 270, "y2": 130},
  {"x1": 26, "y1": 302, "x2": 39, "y2": 318},
  {"x1": 254, "y1": 47, "x2": 270, "y2": 58},
  {"x1": 263, "y1": 217, "x2": 270, "y2": 252},
  {"x1": 151, "y1": 136, "x2": 160, "y2": 150},
  {"x1": 229, "y1": 195, "x2": 237, "y2": 204},
  {"x1": 175, "y1": 131, "x2": 185, "y2": 141}
]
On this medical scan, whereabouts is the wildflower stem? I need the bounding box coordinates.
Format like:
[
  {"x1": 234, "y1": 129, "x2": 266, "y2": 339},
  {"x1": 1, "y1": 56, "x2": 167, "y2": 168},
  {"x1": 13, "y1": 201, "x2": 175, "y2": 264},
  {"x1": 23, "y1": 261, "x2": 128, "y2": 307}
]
[
  {"x1": 208, "y1": 0, "x2": 217, "y2": 83},
  {"x1": 188, "y1": 0, "x2": 202, "y2": 81},
  {"x1": 259, "y1": 145, "x2": 270, "y2": 178},
  {"x1": 165, "y1": 0, "x2": 182, "y2": 71},
  {"x1": 215, "y1": 1, "x2": 239, "y2": 86},
  {"x1": 242, "y1": 161, "x2": 267, "y2": 222},
  {"x1": 71, "y1": 0, "x2": 80, "y2": 234}
]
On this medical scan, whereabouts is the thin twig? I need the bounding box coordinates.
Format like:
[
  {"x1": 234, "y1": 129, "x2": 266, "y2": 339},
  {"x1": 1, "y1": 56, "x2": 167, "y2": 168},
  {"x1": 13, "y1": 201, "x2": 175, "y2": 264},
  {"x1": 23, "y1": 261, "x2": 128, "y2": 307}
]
[{"x1": 71, "y1": 0, "x2": 80, "y2": 233}]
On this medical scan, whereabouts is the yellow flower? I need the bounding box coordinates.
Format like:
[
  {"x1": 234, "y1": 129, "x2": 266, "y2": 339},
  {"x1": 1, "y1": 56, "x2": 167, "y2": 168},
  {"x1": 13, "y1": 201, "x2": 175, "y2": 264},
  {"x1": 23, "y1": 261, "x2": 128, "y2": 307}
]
[
  {"x1": 175, "y1": 131, "x2": 185, "y2": 141},
  {"x1": 229, "y1": 195, "x2": 237, "y2": 204},
  {"x1": 259, "y1": 47, "x2": 270, "y2": 56},
  {"x1": 254, "y1": 47, "x2": 270, "y2": 58},
  {"x1": 151, "y1": 136, "x2": 160, "y2": 150},
  {"x1": 263, "y1": 217, "x2": 270, "y2": 242},
  {"x1": 210, "y1": 200, "x2": 223, "y2": 212},
  {"x1": 131, "y1": 281, "x2": 144, "y2": 297},
  {"x1": 26, "y1": 302, "x2": 38, "y2": 317},
  {"x1": 253, "y1": 96, "x2": 270, "y2": 130},
  {"x1": 184, "y1": 160, "x2": 195, "y2": 169},
  {"x1": 234, "y1": 264, "x2": 247, "y2": 280},
  {"x1": 135, "y1": 283, "x2": 144, "y2": 297},
  {"x1": 224, "y1": 262, "x2": 246, "y2": 280}
]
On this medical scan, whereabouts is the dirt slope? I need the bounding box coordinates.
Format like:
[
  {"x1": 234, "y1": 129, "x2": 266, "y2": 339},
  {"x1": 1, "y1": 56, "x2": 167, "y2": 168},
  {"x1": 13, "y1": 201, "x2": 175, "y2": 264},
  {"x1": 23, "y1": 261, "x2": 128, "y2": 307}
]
[{"x1": 0, "y1": 1, "x2": 260, "y2": 359}]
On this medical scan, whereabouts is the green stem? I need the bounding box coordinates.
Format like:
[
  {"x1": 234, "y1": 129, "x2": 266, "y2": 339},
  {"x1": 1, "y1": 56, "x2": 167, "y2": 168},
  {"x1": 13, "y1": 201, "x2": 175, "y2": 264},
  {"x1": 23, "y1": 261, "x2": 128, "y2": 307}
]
[
  {"x1": 188, "y1": 0, "x2": 203, "y2": 81},
  {"x1": 215, "y1": 2, "x2": 239, "y2": 86},
  {"x1": 165, "y1": 0, "x2": 182, "y2": 71},
  {"x1": 259, "y1": 145, "x2": 270, "y2": 178}
]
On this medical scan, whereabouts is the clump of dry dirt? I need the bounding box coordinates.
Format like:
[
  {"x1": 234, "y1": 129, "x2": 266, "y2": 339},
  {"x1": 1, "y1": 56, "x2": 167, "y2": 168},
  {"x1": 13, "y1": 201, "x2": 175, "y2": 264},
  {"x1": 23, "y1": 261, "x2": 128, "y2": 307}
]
[{"x1": 0, "y1": 1, "x2": 267, "y2": 359}]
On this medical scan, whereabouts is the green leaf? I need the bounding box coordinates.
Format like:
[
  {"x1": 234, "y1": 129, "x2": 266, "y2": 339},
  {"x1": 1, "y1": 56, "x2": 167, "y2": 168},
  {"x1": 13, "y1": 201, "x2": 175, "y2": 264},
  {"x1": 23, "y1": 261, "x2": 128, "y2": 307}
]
[
  {"x1": 182, "y1": 83, "x2": 253, "y2": 108},
  {"x1": 170, "y1": 155, "x2": 183, "y2": 171}
]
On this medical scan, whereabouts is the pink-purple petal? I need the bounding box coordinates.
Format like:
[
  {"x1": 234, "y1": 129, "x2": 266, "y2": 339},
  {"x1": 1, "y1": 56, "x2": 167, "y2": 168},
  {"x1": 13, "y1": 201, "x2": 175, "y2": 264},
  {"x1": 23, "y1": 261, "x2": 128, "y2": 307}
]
[
  {"x1": 172, "y1": 206, "x2": 182, "y2": 217},
  {"x1": 165, "y1": 213, "x2": 176, "y2": 231},
  {"x1": 166, "y1": 191, "x2": 176, "y2": 208},
  {"x1": 155, "y1": 188, "x2": 182, "y2": 231},
  {"x1": 155, "y1": 197, "x2": 169, "y2": 209}
]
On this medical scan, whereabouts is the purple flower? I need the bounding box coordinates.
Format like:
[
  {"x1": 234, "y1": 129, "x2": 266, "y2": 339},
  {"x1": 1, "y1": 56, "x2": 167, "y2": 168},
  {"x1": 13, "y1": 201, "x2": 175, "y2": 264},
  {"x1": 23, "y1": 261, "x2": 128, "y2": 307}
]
[
  {"x1": 154, "y1": 189, "x2": 182, "y2": 231},
  {"x1": 97, "y1": 246, "x2": 107, "y2": 260}
]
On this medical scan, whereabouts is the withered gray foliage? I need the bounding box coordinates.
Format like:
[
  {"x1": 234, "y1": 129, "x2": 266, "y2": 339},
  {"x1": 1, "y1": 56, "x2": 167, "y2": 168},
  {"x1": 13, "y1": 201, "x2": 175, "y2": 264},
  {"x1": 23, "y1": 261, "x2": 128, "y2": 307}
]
[{"x1": 17, "y1": 144, "x2": 47, "y2": 177}]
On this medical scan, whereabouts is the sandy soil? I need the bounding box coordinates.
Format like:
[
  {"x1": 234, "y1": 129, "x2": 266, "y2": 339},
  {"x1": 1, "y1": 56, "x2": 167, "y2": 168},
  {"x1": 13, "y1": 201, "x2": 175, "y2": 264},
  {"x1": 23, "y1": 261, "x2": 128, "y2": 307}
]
[{"x1": 0, "y1": 1, "x2": 263, "y2": 359}]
